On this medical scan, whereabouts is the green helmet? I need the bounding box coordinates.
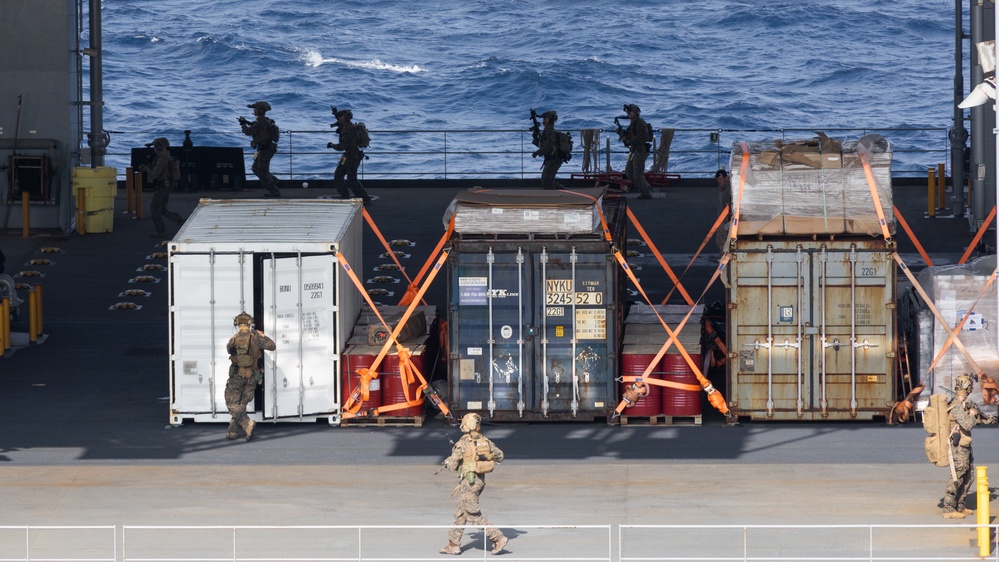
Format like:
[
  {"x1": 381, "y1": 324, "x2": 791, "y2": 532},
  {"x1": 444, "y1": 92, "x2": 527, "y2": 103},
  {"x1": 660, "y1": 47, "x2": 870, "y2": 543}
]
[
  {"x1": 955, "y1": 374, "x2": 974, "y2": 393},
  {"x1": 233, "y1": 312, "x2": 254, "y2": 328}
]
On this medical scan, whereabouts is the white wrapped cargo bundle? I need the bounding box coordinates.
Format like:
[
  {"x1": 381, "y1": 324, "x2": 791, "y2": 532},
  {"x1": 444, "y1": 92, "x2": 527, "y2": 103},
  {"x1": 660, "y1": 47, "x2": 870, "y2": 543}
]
[
  {"x1": 916, "y1": 255, "x2": 999, "y2": 401},
  {"x1": 445, "y1": 187, "x2": 604, "y2": 235},
  {"x1": 729, "y1": 134, "x2": 893, "y2": 237}
]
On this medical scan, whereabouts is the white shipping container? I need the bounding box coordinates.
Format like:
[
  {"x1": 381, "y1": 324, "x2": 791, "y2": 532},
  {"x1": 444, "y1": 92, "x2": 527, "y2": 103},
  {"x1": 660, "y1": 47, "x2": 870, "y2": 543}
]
[{"x1": 168, "y1": 199, "x2": 364, "y2": 425}]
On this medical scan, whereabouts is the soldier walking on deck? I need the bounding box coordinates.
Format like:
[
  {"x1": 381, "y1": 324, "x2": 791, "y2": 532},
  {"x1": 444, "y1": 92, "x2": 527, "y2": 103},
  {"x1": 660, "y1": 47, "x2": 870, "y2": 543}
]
[
  {"x1": 140, "y1": 137, "x2": 186, "y2": 238},
  {"x1": 616, "y1": 103, "x2": 653, "y2": 199},
  {"x1": 224, "y1": 312, "x2": 276, "y2": 441},
  {"x1": 328, "y1": 108, "x2": 372, "y2": 206},
  {"x1": 439, "y1": 413, "x2": 509, "y2": 555},
  {"x1": 239, "y1": 101, "x2": 281, "y2": 197},
  {"x1": 941, "y1": 374, "x2": 997, "y2": 518},
  {"x1": 531, "y1": 110, "x2": 564, "y2": 190}
]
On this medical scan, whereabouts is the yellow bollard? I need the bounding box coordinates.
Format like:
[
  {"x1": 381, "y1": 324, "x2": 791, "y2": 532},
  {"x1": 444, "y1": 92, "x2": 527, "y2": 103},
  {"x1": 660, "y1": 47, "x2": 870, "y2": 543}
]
[
  {"x1": 133, "y1": 170, "x2": 144, "y2": 219},
  {"x1": 927, "y1": 168, "x2": 936, "y2": 217},
  {"x1": 76, "y1": 187, "x2": 86, "y2": 235},
  {"x1": 937, "y1": 163, "x2": 946, "y2": 210},
  {"x1": 33, "y1": 284, "x2": 42, "y2": 338},
  {"x1": 27, "y1": 289, "x2": 37, "y2": 344},
  {"x1": 0, "y1": 297, "x2": 7, "y2": 354},
  {"x1": 978, "y1": 465, "x2": 990, "y2": 557}
]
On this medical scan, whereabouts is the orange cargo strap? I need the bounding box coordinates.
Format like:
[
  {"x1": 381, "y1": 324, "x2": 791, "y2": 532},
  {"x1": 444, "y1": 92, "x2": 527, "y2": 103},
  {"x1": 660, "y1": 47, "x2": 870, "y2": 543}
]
[
  {"x1": 626, "y1": 207, "x2": 694, "y2": 306},
  {"x1": 729, "y1": 143, "x2": 750, "y2": 241},
  {"x1": 858, "y1": 146, "x2": 892, "y2": 241},
  {"x1": 923, "y1": 269, "x2": 997, "y2": 378},
  {"x1": 362, "y1": 207, "x2": 415, "y2": 288},
  {"x1": 892, "y1": 206, "x2": 934, "y2": 267},
  {"x1": 400, "y1": 214, "x2": 455, "y2": 306},
  {"x1": 661, "y1": 206, "x2": 729, "y2": 305},
  {"x1": 892, "y1": 252, "x2": 983, "y2": 374},
  {"x1": 959, "y1": 205, "x2": 996, "y2": 265}
]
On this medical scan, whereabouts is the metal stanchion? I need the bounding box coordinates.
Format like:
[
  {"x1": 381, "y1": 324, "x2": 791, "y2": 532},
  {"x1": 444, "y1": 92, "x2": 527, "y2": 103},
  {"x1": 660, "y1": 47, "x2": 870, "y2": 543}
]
[
  {"x1": 125, "y1": 166, "x2": 134, "y2": 214},
  {"x1": 27, "y1": 289, "x2": 37, "y2": 345},
  {"x1": 21, "y1": 191, "x2": 30, "y2": 238},
  {"x1": 0, "y1": 297, "x2": 8, "y2": 354},
  {"x1": 133, "y1": 170, "x2": 144, "y2": 219},
  {"x1": 927, "y1": 167, "x2": 937, "y2": 217},
  {"x1": 937, "y1": 162, "x2": 946, "y2": 210},
  {"x1": 34, "y1": 284, "x2": 43, "y2": 338}
]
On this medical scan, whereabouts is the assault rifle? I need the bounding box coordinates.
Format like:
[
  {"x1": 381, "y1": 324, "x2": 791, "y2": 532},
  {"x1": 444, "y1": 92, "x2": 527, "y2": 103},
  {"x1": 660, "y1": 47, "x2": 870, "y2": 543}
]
[
  {"x1": 613, "y1": 115, "x2": 630, "y2": 147},
  {"x1": 329, "y1": 105, "x2": 343, "y2": 136},
  {"x1": 529, "y1": 108, "x2": 541, "y2": 146},
  {"x1": 434, "y1": 431, "x2": 458, "y2": 475}
]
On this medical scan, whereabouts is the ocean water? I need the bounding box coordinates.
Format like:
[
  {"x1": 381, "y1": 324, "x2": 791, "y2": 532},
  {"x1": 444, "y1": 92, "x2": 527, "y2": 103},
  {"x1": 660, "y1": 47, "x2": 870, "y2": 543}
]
[{"x1": 93, "y1": 0, "x2": 961, "y2": 178}]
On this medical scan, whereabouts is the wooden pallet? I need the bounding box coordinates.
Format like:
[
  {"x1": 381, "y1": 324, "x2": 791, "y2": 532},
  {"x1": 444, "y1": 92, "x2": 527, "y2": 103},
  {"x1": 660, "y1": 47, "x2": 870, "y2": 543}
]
[
  {"x1": 618, "y1": 415, "x2": 660, "y2": 426},
  {"x1": 661, "y1": 414, "x2": 702, "y2": 426},
  {"x1": 340, "y1": 415, "x2": 425, "y2": 428}
]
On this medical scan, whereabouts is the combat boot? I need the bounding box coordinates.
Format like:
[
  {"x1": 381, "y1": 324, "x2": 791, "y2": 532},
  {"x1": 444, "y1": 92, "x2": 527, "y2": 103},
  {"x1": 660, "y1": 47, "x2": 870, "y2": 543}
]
[
  {"x1": 491, "y1": 535, "x2": 508, "y2": 554},
  {"x1": 244, "y1": 419, "x2": 256, "y2": 442},
  {"x1": 957, "y1": 506, "x2": 975, "y2": 515},
  {"x1": 438, "y1": 542, "x2": 460, "y2": 555},
  {"x1": 226, "y1": 431, "x2": 237, "y2": 440},
  {"x1": 943, "y1": 510, "x2": 967, "y2": 519}
]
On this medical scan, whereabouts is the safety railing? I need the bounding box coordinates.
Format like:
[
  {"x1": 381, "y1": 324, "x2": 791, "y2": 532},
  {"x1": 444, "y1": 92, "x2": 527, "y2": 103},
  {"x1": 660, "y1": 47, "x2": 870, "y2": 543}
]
[
  {"x1": 101, "y1": 126, "x2": 950, "y2": 183},
  {"x1": 618, "y1": 523, "x2": 999, "y2": 561},
  {"x1": 1, "y1": 523, "x2": 996, "y2": 561}
]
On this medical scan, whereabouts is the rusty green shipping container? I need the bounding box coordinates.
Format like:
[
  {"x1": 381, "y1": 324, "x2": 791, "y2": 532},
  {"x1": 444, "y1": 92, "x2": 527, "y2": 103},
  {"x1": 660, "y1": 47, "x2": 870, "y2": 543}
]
[{"x1": 726, "y1": 239, "x2": 896, "y2": 421}]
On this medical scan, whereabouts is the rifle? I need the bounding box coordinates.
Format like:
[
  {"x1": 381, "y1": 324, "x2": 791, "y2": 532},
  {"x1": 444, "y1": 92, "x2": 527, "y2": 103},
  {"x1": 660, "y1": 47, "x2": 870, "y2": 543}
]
[
  {"x1": 529, "y1": 108, "x2": 541, "y2": 147},
  {"x1": 433, "y1": 431, "x2": 458, "y2": 475},
  {"x1": 613, "y1": 115, "x2": 630, "y2": 147},
  {"x1": 329, "y1": 105, "x2": 343, "y2": 136}
]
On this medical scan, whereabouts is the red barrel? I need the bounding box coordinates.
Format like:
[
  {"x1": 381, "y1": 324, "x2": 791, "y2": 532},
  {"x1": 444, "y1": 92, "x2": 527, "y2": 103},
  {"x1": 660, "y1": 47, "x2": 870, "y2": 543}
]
[
  {"x1": 380, "y1": 349, "x2": 426, "y2": 417},
  {"x1": 341, "y1": 349, "x2": 383, "y2": 409},
  {"x1": 620, "y1": 349, "x2": 662, "y2": 417},
  {"x1": 661, "y1": 353, "x2": 702, "y2": 416}
]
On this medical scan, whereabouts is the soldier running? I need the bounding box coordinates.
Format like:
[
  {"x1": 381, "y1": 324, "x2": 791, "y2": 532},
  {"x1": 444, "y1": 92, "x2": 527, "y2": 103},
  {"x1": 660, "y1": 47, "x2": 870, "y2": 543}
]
[{"x1": 224, "y1": 312, "x2": 276, "y2": 441}]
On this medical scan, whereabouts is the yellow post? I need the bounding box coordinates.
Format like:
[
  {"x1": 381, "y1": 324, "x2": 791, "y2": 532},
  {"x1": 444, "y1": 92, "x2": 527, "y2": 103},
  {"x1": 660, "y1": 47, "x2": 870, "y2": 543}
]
[
  {"x1": 978, "y1": 465, "x2": 990, "y2": 557},
  {"x1": 76, "y1": 187, "x2": 86, "y2": 235},
  {"x1": 0, "y1": 297, "x2": 7, "y2": 354},
  {"x1": 134, "y1": 170, "x2": 144, "y2": 219},
  {"x1": 927, "y1": 168, "x2": 936, "y2": 217},
  {"x1": 34, "y1": 284, "x2": 43, "y2": 338},
  {"x1": 21, "y1": 190, "x2": 30, "y2": 238},
  {"x1": 937, "y1": 163, "x2": 946, "y2": 209},
  {"x1": 125, "y1": 166, "x2": 134, "y2": 214},
  {"x1": 27, "y1": 289, "x2": 37, "y2": 345}
]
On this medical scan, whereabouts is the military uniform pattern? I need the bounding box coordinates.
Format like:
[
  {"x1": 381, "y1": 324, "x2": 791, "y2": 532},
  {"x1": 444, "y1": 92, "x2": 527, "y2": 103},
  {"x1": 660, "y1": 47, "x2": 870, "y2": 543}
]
[
  {"x1": 332, "y1": 121, "x2": 371, "y2": 202},
  {"x1": 444, "y1": 432, "x2": 505, "y2": 544},
  {"x1": 241, "y1": 118, "x2": 280, "y2": 195},
  {"x1": 537, "y1": 127, "x2": 563, "y2": 190},
  {"x1": 943, "y1": 396, "x2": 979, "y2": 512},
  {"x1": 147, "y1": 151, "x2": 185, "y2": 233},
  {"x1": 624, "y1": 116, "x2": 652, "y2": 198},
  {"x1": 224, "y1": 331, "x2": 276, "y2": 434}
]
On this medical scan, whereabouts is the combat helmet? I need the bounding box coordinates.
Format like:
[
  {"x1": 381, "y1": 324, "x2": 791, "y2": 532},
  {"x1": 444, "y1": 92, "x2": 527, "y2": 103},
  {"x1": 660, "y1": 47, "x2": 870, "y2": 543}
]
[
  {"x1": 624, "y1": 103, "x2": 641, "y2": 115},
  {"x1": 233, "y1": 312, "x2": 254, "y2": 329},
  {"x1": 336, "y1": 108, "x2": 353, "y2": 120},
  {"x1": 541, "y1": 110, "x2": 558, "y2": 123},
  {"x1": 152, "y1": 137, "x2": 170, "y2": 150},
  {"x1": 460, "y1": 412, "x2": 481, "y2": 433},
  {"x1": 955, "y1": 374, "x2": 974, "y2": 394},
  {"x1": 247, "y1": 101, "x2": 272, "y2": 113}
]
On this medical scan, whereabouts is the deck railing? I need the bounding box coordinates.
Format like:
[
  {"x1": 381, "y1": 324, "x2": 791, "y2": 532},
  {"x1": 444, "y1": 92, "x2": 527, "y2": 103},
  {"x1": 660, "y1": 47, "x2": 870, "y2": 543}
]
[{"x1": 101, "y1": 126, "x2": 951, "y2": 182}]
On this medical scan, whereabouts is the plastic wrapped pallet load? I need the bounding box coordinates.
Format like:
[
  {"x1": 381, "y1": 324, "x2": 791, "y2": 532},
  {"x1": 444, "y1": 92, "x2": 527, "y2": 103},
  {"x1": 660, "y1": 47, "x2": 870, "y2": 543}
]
[
  {"x1": 729, "y1": 133, "x2": 894, "y2": 237},
  {"x1": 444, "y1": 187, "x2": 604, "y2": 235},
  {"x1": 916, "y1": 255, "x2": 999, "y2": 401}
]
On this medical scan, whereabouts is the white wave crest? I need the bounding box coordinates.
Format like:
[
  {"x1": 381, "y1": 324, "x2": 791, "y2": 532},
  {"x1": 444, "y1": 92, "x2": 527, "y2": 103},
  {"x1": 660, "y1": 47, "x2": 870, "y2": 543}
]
[{"x1": 301, "y1": 49, "x2": 424, "y2": 73}]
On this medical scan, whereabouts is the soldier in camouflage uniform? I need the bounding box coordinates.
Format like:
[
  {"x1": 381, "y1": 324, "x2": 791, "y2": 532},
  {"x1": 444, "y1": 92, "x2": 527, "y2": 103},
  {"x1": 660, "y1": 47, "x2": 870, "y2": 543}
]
[
  {"x1": 439, "y1": 413, "x2": 509, "y2": 555},
  {"x1": 531, "y1": 110, "x2": 564, "y2": 190},
  {"x1": 619, "y1": 104, "x2": 653, "y2": 200},
  {"x1": 140, "y1": 137, "x2": 186, "y2": 238},
  {"x1": 224, "y1": 312, "x2": 276, "y2": 441},
  {"x1": 239, "y1": 101, "x2": 281, "y2": 197},
  {"x1": 942, "y1": 374, "x2": 994, "y2": 518},
  {"x1": 327, "y1": 108, "x2": 372, "y2": 206}
]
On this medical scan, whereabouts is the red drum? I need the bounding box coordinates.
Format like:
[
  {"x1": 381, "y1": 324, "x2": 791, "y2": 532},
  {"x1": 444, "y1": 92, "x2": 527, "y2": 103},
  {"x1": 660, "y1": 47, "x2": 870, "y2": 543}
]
[
  {"x1": 662, "y1": 353, "x2": 702, "y2": 416},
  {"x1": 620, "y1": 348, "x2": 662, "y2": 417}
]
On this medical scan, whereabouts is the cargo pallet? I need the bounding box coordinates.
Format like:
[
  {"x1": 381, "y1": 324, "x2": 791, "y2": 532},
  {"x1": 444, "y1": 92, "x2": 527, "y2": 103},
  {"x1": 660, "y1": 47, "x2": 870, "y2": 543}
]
[
  {"x1": 340, "y1": 415, "x2": 425, "y2": 428},
  {"x1": 618, "y1": 414, "x2": 702, "y2": 426}
]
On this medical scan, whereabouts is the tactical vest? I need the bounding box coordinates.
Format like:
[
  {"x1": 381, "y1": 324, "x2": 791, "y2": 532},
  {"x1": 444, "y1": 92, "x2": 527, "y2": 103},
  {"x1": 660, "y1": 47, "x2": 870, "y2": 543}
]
[
  {"x1": 462, "y1": 435, "x2": 495, "y2": 475},
  {"x1": 232, "y1": 332, "x2": 255, "y2": 367}
]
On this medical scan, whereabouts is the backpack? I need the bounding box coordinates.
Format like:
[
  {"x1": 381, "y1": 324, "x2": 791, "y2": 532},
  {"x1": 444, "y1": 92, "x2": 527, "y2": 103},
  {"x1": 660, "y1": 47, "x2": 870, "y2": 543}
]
[
  {"x1": 557, "y1": 131, "x2": 573, "y2": 163},
  {"x1": 923, "y1": 394, "x2": 952, "y2": 467},
  {"x1": 232, "y1": 332, "x2": 255, "y2": 368},
  {"x1": 267, "y1": 118, "x2": 280, "y2": 144},
  {"x1": 355, "y1": 122, "x2": 371, "y2": 148},
  {"x1": 169, "y1": 157, "x2": 182, "y2": 182}
]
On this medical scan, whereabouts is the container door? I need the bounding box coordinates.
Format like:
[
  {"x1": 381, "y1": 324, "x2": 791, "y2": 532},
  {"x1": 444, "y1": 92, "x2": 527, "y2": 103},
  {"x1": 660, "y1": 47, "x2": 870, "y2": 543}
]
[
  {"x1": 451, "y1": 247, "x2": 531, "y2": 416},
  {"x1": 536, "y1": 247, "x2": 616, "y2": 417},
  {"x1": 170, "y1": 253, "x2": 253, "y2": 419},
  {"x1": 262, "y1": 254, "x2": 338, "y2": 419}
]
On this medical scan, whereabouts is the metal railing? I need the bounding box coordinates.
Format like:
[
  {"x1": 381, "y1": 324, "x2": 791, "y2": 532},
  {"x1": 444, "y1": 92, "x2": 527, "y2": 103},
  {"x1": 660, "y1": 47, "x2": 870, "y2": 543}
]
[
  {"x1": 101, "y1": 126, "x2": 951, "y2": 183},
  {"x1": 2, "y1": 523, "x2": 996, "y2": 562}
]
